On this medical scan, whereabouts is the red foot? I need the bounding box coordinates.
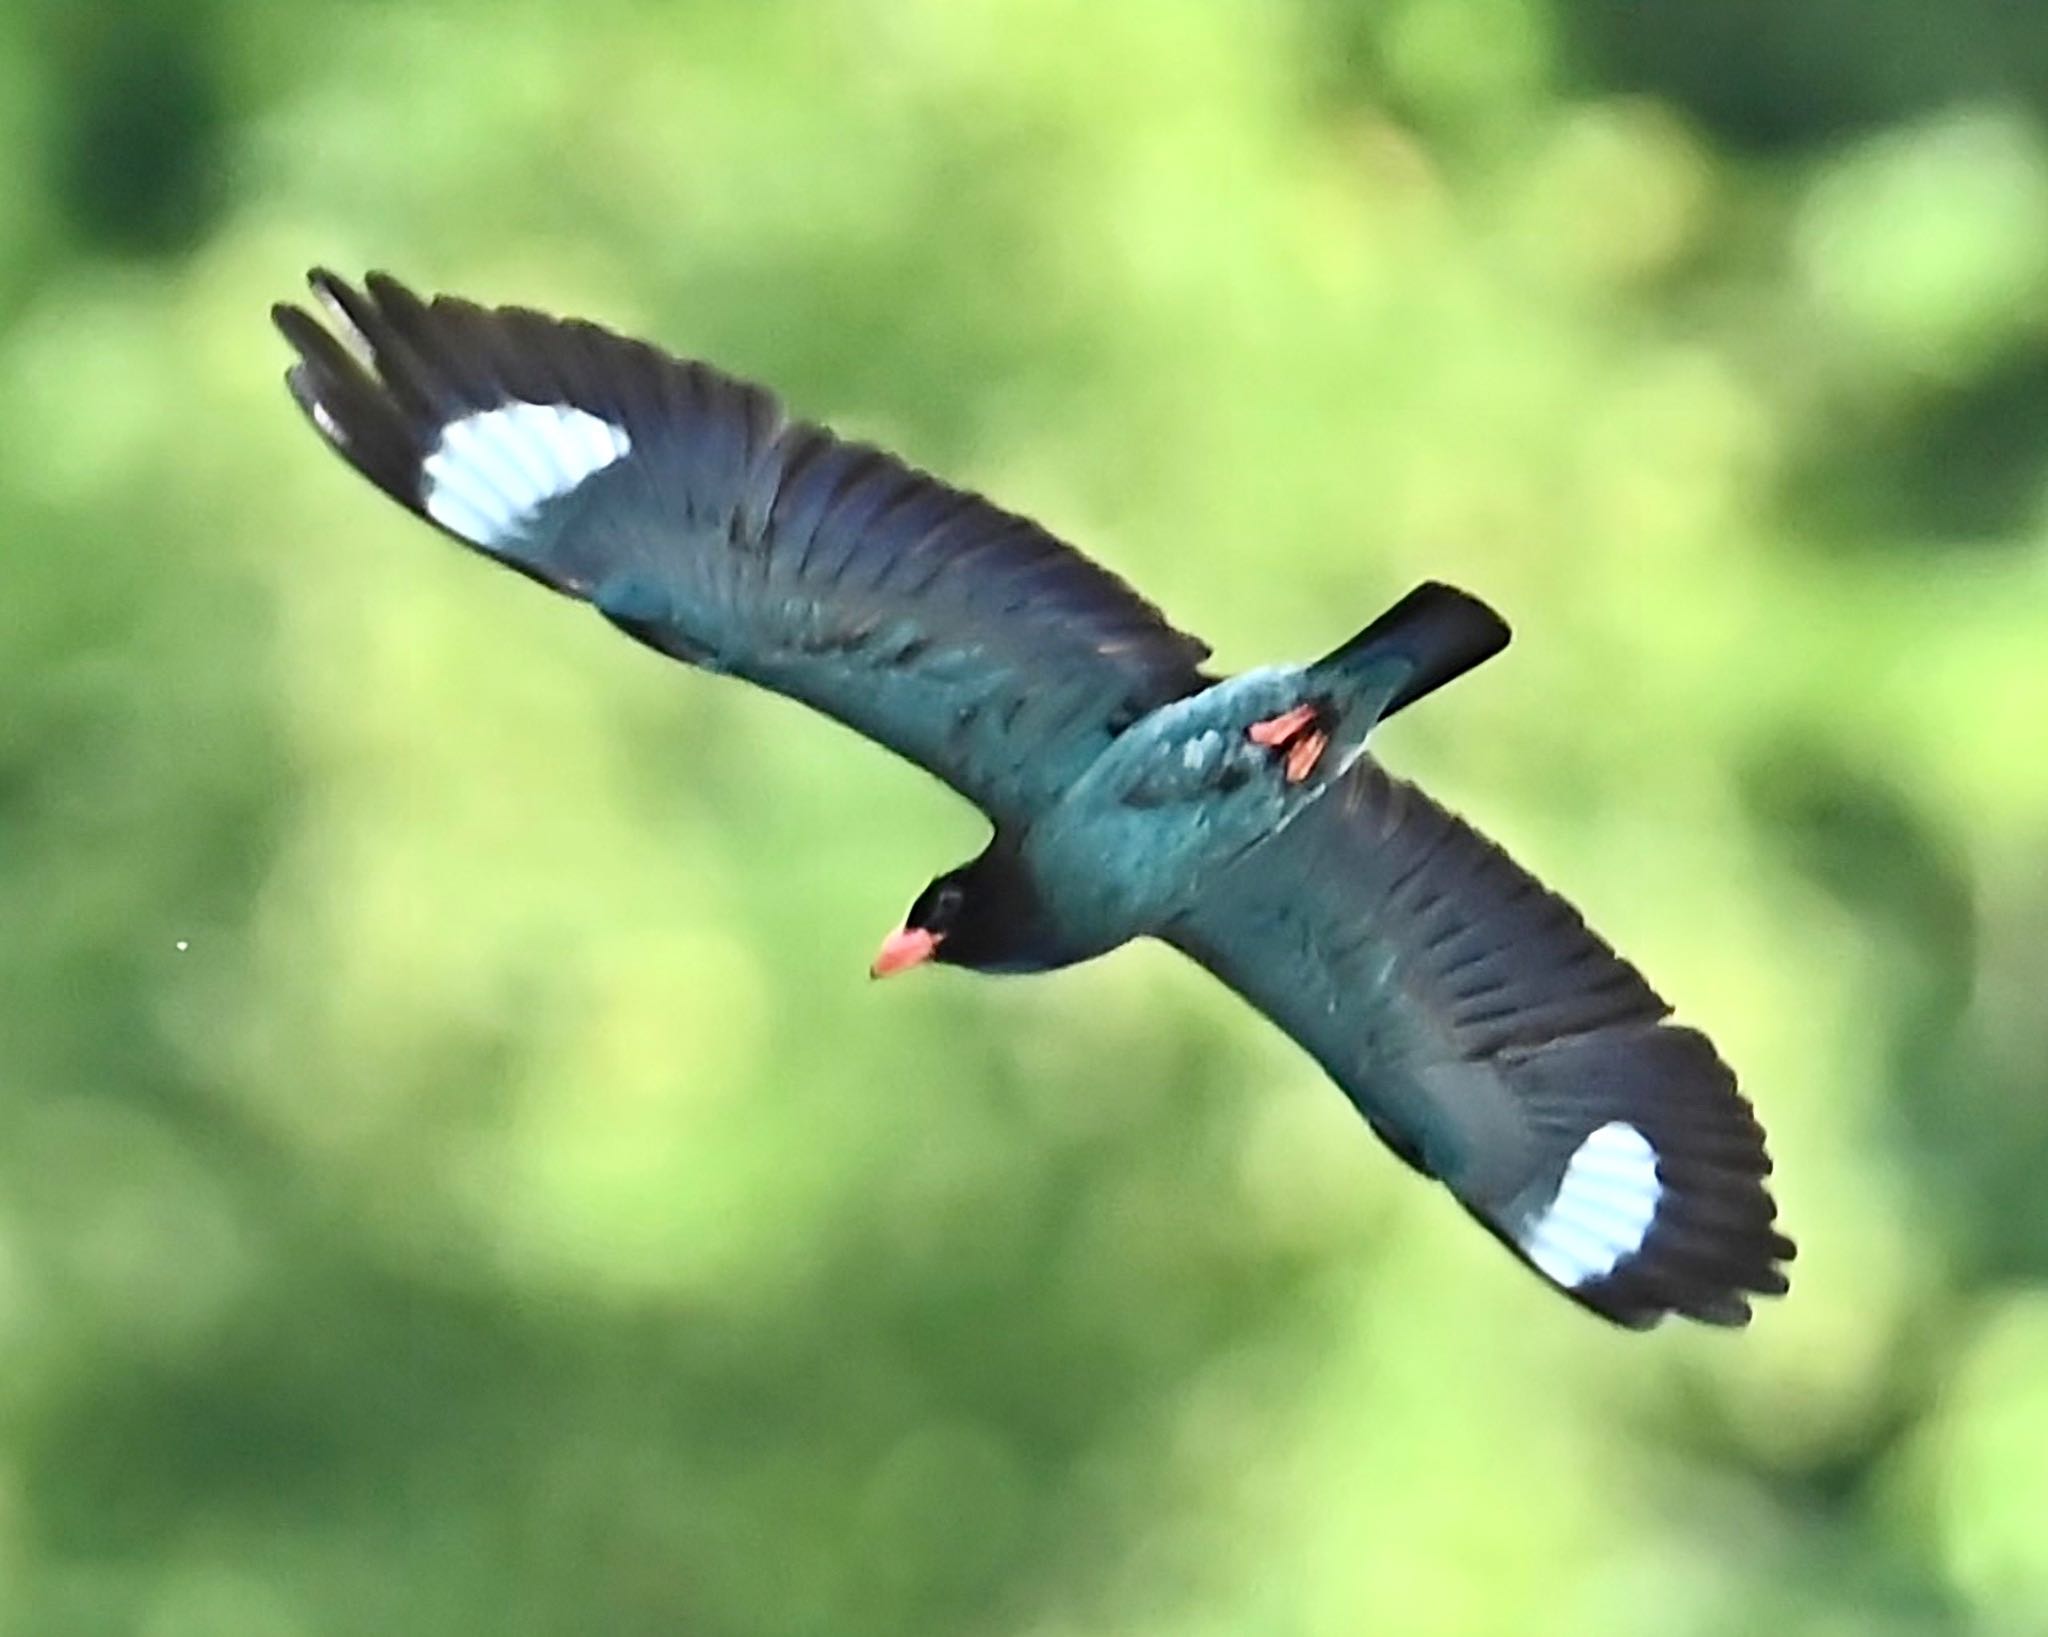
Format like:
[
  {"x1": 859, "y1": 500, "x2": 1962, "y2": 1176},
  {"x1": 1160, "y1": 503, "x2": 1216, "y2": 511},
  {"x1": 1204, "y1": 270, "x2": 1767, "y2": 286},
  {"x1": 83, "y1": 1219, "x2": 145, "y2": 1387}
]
[
  {"x1": 1247, "y1": 704, "x2": 1317, "y2": 748},
  {"x1": 1247, "y1": 704, "x2": 1330, "y2": 784},
  {"x1": 1284, "y1": 730, "x2": 1329, "y2": 784}
]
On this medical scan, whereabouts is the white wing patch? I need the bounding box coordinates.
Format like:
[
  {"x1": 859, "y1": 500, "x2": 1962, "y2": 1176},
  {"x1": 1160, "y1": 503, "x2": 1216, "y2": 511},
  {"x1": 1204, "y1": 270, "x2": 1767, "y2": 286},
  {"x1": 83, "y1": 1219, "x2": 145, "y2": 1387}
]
[
  {"x1": 1519, "y1": 1120, "x2": 1662, "y2": 1289},
  {"x1": 421, "y1": 402, "x2": 632, "y2": 547}
]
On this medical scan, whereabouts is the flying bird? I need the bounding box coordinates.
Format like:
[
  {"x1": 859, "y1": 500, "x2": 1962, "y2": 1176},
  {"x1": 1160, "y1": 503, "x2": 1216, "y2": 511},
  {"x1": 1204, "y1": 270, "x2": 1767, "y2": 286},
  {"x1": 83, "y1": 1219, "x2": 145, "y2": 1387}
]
[{"x1": 273, "y1": 271, "x2": 1793, "y2": 1329}]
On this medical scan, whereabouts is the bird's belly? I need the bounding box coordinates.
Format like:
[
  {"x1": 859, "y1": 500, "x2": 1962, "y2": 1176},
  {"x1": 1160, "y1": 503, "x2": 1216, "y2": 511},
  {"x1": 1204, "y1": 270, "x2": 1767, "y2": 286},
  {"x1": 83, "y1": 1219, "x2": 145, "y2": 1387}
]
[
  {"x1": 1021, "y1": 801, "x2": 1252, "y2": 952},
  {"x1": 1022, "y1": 681, "x2": 1342, "y2": 946}
]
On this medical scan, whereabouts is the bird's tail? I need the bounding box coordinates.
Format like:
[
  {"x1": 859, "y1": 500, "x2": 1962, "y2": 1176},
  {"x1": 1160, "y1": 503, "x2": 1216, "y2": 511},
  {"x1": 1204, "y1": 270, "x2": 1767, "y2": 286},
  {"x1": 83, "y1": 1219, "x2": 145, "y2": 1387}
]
[{"x1": 1309, "y1": 581, "x2": 1511, "y2": 724}]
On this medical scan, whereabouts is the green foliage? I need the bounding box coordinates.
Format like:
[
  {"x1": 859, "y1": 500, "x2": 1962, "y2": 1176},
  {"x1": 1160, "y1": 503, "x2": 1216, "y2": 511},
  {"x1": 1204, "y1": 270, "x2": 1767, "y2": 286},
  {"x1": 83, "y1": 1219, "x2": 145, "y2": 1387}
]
[{"x1": 4, "y1": 1, "x2": 2046, "y2": 1631}]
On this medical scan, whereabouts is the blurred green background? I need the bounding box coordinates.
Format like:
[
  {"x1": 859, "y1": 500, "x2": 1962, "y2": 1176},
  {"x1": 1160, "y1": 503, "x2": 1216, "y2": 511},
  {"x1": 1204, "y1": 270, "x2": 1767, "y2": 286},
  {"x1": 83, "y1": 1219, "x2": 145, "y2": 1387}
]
[{"x1": 5, "y1": 0, "x2": 2048, "y2": 1632}]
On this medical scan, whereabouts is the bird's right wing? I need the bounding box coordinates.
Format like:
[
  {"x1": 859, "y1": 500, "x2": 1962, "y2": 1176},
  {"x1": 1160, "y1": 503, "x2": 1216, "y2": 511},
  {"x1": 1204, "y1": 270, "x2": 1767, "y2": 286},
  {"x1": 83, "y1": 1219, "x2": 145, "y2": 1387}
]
[
  {"x1": 1163, "y1": 759, "x2": 1793, "y2": 1329},
  {"x1": 273, "y1": 271, "x2": 1211, "y2": 828}
]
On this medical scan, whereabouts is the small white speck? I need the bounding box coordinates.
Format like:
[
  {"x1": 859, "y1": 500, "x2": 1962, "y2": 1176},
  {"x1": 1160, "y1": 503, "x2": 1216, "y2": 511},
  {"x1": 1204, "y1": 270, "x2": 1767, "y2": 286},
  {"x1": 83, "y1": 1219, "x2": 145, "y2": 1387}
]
[
  {"x1": 174, "y1": 940, "x2": 189, "y2": 953},
  {"x1": 316, "y1": 284, "x2": 375, "y2": 367}
]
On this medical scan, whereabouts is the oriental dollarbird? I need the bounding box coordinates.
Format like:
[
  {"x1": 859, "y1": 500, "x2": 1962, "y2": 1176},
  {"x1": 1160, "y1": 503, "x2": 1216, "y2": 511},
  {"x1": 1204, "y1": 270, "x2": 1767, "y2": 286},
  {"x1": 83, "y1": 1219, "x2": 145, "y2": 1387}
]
[{"x1": 273, "y1": 271, "x2": 1793, "y2": 1329}]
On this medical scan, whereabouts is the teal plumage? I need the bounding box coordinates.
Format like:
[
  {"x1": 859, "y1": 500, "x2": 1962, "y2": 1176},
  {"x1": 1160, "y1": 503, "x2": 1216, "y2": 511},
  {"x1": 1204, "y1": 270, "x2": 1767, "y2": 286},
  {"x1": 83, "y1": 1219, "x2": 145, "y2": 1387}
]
[{"x1": 274, "y1": 272, "x2": 1792, "y2": 1329}]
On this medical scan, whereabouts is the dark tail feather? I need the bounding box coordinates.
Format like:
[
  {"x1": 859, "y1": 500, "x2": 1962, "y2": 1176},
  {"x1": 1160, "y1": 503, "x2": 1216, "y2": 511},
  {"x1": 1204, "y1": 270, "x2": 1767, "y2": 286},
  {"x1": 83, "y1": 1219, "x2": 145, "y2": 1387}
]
[{"x1": 1315, "y1": 582, "x2": 1510, "y2": 721}]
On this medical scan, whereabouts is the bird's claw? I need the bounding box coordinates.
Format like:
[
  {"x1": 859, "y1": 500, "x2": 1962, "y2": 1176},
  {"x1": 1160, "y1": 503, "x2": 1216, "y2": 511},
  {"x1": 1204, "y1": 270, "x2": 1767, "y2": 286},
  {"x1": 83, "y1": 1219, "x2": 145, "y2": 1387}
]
[{"x1": 1248, "y1": 704, "x2": 1329, "y2": 783}]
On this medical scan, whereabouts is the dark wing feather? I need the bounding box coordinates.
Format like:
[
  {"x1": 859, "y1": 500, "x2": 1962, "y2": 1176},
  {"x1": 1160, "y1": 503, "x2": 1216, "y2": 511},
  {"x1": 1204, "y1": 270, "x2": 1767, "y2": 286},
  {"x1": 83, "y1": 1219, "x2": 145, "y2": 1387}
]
[
  {"x1": 273, "y1": 271, "x2": 1210, "y2": 825},
  {"x1": 1164, "y1": 759, "x2": 1793, "y2": 1329}
]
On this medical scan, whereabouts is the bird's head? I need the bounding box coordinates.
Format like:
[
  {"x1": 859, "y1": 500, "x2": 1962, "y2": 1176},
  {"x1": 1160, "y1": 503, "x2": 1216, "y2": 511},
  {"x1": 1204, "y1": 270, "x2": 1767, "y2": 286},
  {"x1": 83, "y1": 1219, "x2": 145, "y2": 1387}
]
[{"x1": 871, "y1": 844, "x2": 1057, "y2": 977}]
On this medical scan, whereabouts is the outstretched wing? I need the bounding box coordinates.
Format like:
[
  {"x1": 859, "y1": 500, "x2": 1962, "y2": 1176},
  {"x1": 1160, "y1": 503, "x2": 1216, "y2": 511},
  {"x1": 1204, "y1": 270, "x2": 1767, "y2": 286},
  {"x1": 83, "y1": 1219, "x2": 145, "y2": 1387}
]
[
  {"x1": 272, "y1": 271, "x2": 1211, "y2": 826},
  {"x1": 1164, "y1": 759, "x2": 1793, "y2": 1328}
]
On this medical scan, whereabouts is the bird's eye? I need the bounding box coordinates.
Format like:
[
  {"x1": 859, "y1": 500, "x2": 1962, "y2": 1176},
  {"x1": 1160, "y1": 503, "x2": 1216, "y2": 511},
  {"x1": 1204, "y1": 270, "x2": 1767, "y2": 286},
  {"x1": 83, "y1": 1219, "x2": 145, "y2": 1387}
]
[{"x1": 910, "y1": 879, "x2": 966, "y2": 930}]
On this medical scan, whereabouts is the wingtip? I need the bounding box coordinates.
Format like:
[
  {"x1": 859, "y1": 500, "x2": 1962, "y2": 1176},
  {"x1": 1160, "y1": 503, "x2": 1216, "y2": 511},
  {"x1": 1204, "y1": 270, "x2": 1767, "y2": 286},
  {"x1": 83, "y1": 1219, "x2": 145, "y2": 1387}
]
[
  {"x1": 361, "y1": 269, "x2": 411, "y2": 302},
  {"x1": 1486, "y1": 1025, "x2": 1794, "y2": 1331}
]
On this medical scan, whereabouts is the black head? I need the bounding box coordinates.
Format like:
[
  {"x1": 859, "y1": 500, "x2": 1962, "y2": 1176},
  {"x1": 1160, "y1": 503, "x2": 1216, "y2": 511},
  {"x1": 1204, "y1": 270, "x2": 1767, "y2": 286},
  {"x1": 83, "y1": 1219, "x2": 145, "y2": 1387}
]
[{"x1": 871, "y1": 845, "x2": 1058, "y2": 977}]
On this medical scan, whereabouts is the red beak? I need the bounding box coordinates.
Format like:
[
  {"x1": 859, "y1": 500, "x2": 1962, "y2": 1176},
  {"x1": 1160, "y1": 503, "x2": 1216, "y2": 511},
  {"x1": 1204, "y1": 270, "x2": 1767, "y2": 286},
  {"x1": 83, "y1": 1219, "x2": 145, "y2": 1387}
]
[{"x1": 870, "y1": 926, "x2": 940, "y2": 979}]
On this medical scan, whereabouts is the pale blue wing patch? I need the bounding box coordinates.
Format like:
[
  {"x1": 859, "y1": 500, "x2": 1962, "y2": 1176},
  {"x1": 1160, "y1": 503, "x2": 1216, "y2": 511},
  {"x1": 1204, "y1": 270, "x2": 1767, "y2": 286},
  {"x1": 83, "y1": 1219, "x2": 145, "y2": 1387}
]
[
  {"x1": 1517, "y1": 1120, "x2": 1662, "y2": 1288},
  {"x1": 422, "y1": 402, "x2": 632, "y2": 548}
]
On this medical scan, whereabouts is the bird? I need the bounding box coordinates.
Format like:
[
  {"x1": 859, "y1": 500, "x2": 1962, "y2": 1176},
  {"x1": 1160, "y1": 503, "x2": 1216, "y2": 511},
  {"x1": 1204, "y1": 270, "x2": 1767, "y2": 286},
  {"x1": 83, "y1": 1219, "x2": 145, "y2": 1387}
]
[{"x1": 272, "y1": 270, "x2": 1793, "y2": 1329}]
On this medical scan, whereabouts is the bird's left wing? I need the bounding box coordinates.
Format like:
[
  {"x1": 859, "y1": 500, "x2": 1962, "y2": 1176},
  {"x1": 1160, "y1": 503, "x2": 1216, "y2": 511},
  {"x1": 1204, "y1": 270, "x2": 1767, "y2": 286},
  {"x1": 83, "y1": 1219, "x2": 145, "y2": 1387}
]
[
  {"x1": 1162, "y1": 758, "x2": 1794, "y2": 1329},
  {"x1": 273, "y1": 272, "x2": 1210, "y2": 826}
]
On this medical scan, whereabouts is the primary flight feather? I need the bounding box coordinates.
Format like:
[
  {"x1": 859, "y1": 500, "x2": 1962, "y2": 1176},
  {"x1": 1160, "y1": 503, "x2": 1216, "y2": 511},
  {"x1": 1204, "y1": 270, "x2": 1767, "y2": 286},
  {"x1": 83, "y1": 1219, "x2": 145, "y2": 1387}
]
[{"x1": 274, "y1": 270, "x2": 1793, "y2": 1329}]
